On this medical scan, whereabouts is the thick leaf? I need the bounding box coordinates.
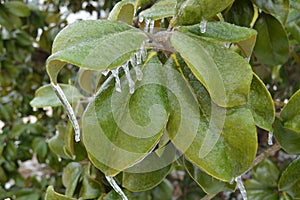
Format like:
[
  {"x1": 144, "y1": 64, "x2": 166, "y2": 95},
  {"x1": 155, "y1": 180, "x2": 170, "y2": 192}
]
[
  {"x1": 45, "y1": 186, "x2": 76, "y2": 200},
  {"x1": 48, "y1": 125, "x2": 70, "y2": 159},
  {"x1": 179, "y1": 21, "x2": 257, "y2": 57},
  {"x1": 4, "y1": 1, "x2": 31, "y2": 17},
  {"x1": 278, "y1": 158, "x2": 300, "y2": 199},
  {"x1": 139, "y1": 0, "x2": 176, "y2": 20},
  {"x1": 223, "y1": 0, "x2": 254, "y2": 27},
  {"x1": 280, "y1": 89, "x2": 300, "y2": 132},
  {"x1": 253, "y1": 13, "x2": 289, "y2": 66},
  {"x1": 77, "y1": 69, "x2": 101, "y2": 94},
  {"x1": 82, "y1": 55, "x2": 169, "y2": 176},
  {"x1": 62, "y1": 162, "x2": 82, "y2": 197},
  {"x1": 173, "y1": 0, "x2": 234, "y2": 25},
  {"x1": 171, "y1": 31, "x2": 252, "y2": 107},
  {"x1": 30, "y1": 84, "x2": 83, "y2": 108},
  {"x1": 46, "y1": 20, "x2": 147, "y2": 84},
  {"x1": 274, "y1": 118, "x2": 300, "y2": 155},
  {"x1": 108, "y1": 0, "x2": 135, "y2": 25},
  {"x1": 247, "y1": 74, "x2": 275, "y2": 131},
  {"x1": 184, "y1": 159, "x2": 235, "y2": 194},
  {"x1": 253, "y1": 0, "x2": 289, "y2": 24},
  {"x1": 79, "y1": 174, "x2": 102, "y2": 199}
]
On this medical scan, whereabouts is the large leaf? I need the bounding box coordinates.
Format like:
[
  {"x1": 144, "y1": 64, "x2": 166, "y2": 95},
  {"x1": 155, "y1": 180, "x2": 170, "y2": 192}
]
[
  {"x1": 139, "y1": 0, "x2": 176, "y2": 20},
  {"x1": 46, "y1": 20, "x2": 147, "y2": 84},
  {"x1": 280, "y1": 89, "x2": 300, "y2": 132},
  {"x1": 30, "y1": 84, "x2": 83, "y2": 108},
  {"x1": 82, "y1": 55, "x2": 169, "y2": 176},
  {"x1": 253, "y1": 12, "x2": 289, "y2": 66},
  {"x1": 247, "y1": 74, "x2": 275, "y2": 131},
  {"x1": 171, "y1": 31, "x2": 253, "y2": 107},
  {"x1": 179, "y1": 21, "x2": 257, "y2": 57},
  {"x1": 278, "y1": 158, "x2": 300, "y2": 199},
  {"x1": 173, "y1": 0, "x2": 234, "y2": 25}
]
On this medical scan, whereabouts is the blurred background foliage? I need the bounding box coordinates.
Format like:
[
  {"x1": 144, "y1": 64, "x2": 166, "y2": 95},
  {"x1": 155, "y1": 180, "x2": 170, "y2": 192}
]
[{"x1": 0, "y1": 0, "x2": 299, "y2": 199}]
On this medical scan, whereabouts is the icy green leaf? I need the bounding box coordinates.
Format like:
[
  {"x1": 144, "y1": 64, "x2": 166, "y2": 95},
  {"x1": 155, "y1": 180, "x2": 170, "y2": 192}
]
[
  {"x1": 171, "y1": 31, "x2": 252, "y2": 107},
  {"x1": 184, "y1": 159, "x2": 235, "y2": 194},
  {"x1": 135, "y1": 0, "x2": 153, "y2": 8},
  {"x1": 45, "y1": 186, "x2": 76, "y2": 200},
  {"x1": 62, "y1": 162, "x2": 82, "y2": 197},
  {"x1": 247, "y1": 74, "x2": 275, "y2": 131},
  {"x1": 279, "y1": 158, "x2": 300, "y2": 199},
  {"x1": 82, "y1": 55, "x2": 168, "y2": 176},
  {"x1": 139, "y1": 0, "x2": 176, "y2": 20},
  {"x1": 280, "y1": 89, "x2": 300, "y2": 132},
  {"x1": 108, "y1": 0, "x2": 135, "y2": 25},
  {"x1": 46, "y1": 20, "x2": 147, "y2": 84},
  {"x1": 4, "y1": 1, "x2": 31, "y2": 17},
  {"x1": 179, "y1": 21, "x2": 257, "y2": 57},
  {"x1": 174, "y1": 0, "x2": 234, "y2": 25},
  {"x1": 30, "y1": 84, "x2": 83, "y2": 108},
  {"x1": 253, "y1": 13, "x2": 289, "y2": 66}
]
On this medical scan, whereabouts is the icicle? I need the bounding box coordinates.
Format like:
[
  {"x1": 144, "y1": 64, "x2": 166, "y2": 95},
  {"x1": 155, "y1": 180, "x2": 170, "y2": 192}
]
[
  {"x1": 102, "y1": 69, "x2": 110, "y2": 76},
  {"x1": 122, "y1": 63, "x2": 135, "y2": 94},
  {"x1": 136, "y1": 50, "x2": 142, "y2": 65},
  {"x1": 149, "y1": 19, "x2": 155, "y2": 34},
  {"x1": 268, "y1": 132, "x2": 274, "y2": 146},
  {"x1": 106, "y1": 176, "x2": 128, "y2": 200},
  {"x1": 144, "y1": 19, "x2": 150, "y2": 32},
  {"x1": 131, "y1": 55, "x2": 143, "y2": 81},
  {"x1": 224, "y1": 42, "x2": 230, "y2": 48},
  {"x1": 111, "y1": 68, "x2": 121, "y2": 92},
  {"x1": 139, "y1": 16, "x2": 144, "y2": 23},
  {"x1": 140, "y1": 41, "x2": 147, "y2": 61},
  {"x1": 235, "y1": 176, "x2": 248, "y2": 200},
  {"x1": 51, "y1": 83, "x2": 81, "y2": 142},
  {"x1": 200, "y1": 18, "x2": 207, "y2": 33}
]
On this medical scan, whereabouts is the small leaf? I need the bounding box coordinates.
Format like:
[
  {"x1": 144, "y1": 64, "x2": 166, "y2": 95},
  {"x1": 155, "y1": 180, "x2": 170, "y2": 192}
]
[
  {"x1": 253, "y1": 12, "x2": 289, "y2": 66},
  {"x1": 46, "y1": 20, "x2": 147, "y2": 84},
  {"x1": 139, "y1": 0, "x2": 176, "y2": 20},
  {"x1": 278, "y1": 158, "x2": 300, "y2": 199},
  {"x1": 247, "y1": 74, "x2": 275, "y2": 131},
  {"x1": 62, "y1": 162, "x2": 82, "y2": 197},
  {"x1": 79, "y1": 174, "x2": 102, "y2": 199},
  {"x1": 135, "y1": 0, "x2": 153, "y2": 8},
  {"x1": 45, "y1": 186, "x2": 76, "y2": 200},
  {"x1": 108, "y1": 0, "x2": 135, "y2": 25},
  {"x1": 30, "y1": 84, "x2": 83, "y2": 108},
  {"x1": 4, "y1": 1, "x2": 31, "y2": 17},
  {"x1": 280, "y1": 89, "x2": 300, "y2": 132}
]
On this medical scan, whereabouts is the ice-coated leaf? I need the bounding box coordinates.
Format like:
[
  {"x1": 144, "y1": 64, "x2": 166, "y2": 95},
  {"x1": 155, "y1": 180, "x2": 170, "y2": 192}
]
[
  {"x1": 253, "y1": 13, "x2": 289, "y2": 66},
  {"x1": 77, "y1": 69, "x2": 101, "y2": 94},
  {"x1": 45, "y1": 186, "x2": 76, "y2": 200},
  {"x1": 82, "y1": 55, "x2": 169, "y2": 176},
  {"x1": 135, "y1": 0, "x2": 153, "y2": 8},
  {"x1": 184, "y1": 159, "x2": 235, "y2": 194},
  {"x1": 30, "y1": 84, "x2": 83, "y2": 108},
  {"x1": 171, "y1": 31, "x2": 252, "y2": 107},
  {"x1": 179, "y1": 21, "x2": 257, "y2": 57},
  {"x1": 247, "y1": 74, "x2": 275, "y2": 131},
  {"x1": 108, "y1": 0, "x2": 135, "y2": 25},
  {"x1": 173, "y1": 0, "x2": 234, "y2": 25},
  {"x1": 139, "y1": 0, "x2": 176, "y2": 20},
  {"x1": 274, "y1": 118, "x2": 300, "y2": 155},
  {"x1": 280, "y1": 89, "x2": 300, "y2": 132},
  {"x1": 62, "y1": 162, "x2": 82, "y2": 197},
  {"x1": 278, "y1": 158, "x2": 300, "y2": 199},
  {"x1": 46, "y1": 20, "x2": 147, "y2": 84}
]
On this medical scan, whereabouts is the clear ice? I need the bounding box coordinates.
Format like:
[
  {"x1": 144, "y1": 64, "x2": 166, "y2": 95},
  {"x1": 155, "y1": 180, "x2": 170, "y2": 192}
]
[
  {"x1": 111, "y1": 67, "x2": 122, "y2": 92},
  {"x1": 102, "y1": 69, "x2": 110, "y2": 76},
  {"x1": 200, "y1": 18, "x2": 207, "y2": 33},
  {"x1": 224, "y1": 42, "x2": 231, "y2": 48},
  {"x1": 51, "y1": 83, "x2": 81, "y2": 142},
  {"x1": 122, "y1": 63, "x2": 135, "y2": 94},
  {"x1": 106, "y1": 176, "x2": 128, "y2": 200},
  {"x1": 144, "y1": 19, "x2": 150, "y2": 32},
  {"x1": 131, "y1": 55, "x2": 143, "y2": 81},
  {"x1": 268, "y1": 132, "x2": 273, "y2": 146},
  {"x1": 235, "y1": 176, "x2": 248, "y2": 200},
  {"x1": 149, "y1": 20, "x2": 155, "y2": 34}
]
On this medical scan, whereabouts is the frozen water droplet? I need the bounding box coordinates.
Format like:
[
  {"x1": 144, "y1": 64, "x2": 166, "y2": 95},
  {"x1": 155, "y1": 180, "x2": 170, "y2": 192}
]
[
  {"x1": 111, "y1": 68, "x2": 121, "y2": 92},
  {"x1": 140, "y1": 41, "x2": 147, "y2": 61},
  {"x1": 58, "y1": 157, "x2": 62, "y2": 162},
  {"x1": 139, "y1": 16, "x2": 144, "y2": 23},
  {"x1": 144, "y1": 19, "x2": 150, "y2": 32},
  {"x1": 136, "y1": 50, "x2": 142, "y2": 65},
  {"x1": 246, "y1": 56, "x2": 251, "y2": 62},
  {"x1": 268, "y1": 132, "x2": 273, "y2": 146},
  {"x1": 230, "y1": 177, "x2": 235, "y2": 184},
  {"x1": 224, "y1": 42, "x2": 230, "y2": 48},
  {"x1": 235, "y1": 176, "x2": 248, "y2": 200},
  {"x1": 134, "y1": 65, "x2": 143, "y2": 81},
  {"x1": 51, "y1": 83, "x2": 81, "y2": 142},
  {"x1": 106, "y1": 176, "x2": 128, "y2": 200},
  {"x1": 149, "y1": 20, "x2": 155, "y2": 33},
  {"x1": 102, "y1": 70, "x2": 110, "y2": 76},
  {"x1": 130, "y1": 55, "x2": 137, "y2": 67},
  {"x1": 200, "y1": 18, "x2": 207, "y2": 33},
  {"x1": 122, "y1": 63, "x2": 135, "y2": 94}
]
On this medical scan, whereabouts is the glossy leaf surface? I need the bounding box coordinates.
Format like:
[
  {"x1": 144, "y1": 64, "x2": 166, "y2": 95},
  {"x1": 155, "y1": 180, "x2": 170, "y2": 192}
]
[{"x1": 139, "y1": 0, "x2": 176, "y2": 20}]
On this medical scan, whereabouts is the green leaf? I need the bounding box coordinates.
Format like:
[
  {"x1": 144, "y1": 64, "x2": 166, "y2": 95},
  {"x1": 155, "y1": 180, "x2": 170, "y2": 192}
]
[
  {"x1": 31, "y1": 137, "x2": 47, "y2": 160},
  {"x1": 139, "y1": 0, "x2": 176, "y2": 20},
  {"x1": 46, "y1": 20, "x2": 147, "y2": 84},
  {"x1": 30, "y1": 84, "x2": 83, "y2": 108},
  {"x1": 280, "y1": 89, "x2": 300, "y2": 132},
  {"x1": 48, "y1": 125, "x2": 71, "y2": 159},
  {"x1": 223, "y1": 0, "x2": 254, "y2": 27},
  {"x1": 135, "y1": 0, "x2": 153, "y2": 8},
  {"x1": 278, "y1": 158, "x2": 300, "y2": 199},
  {"x1": 108, "y1": 0, "x2": 135, "y2": 25},
  {"x1": 179, "y1": 21, "x2": 257, "y2": 57},
  {"x1": 82, "y1": 55, "x2": 169, "y2": 176},
  {"x1": 45, "y1": 186, "x2": 76, "y2": 200},
  {"x1": 274, "y1": 118, "x2": 300, "y2": 155},
  {"x1": 171, "y1": 31, "x2": 253, "y2": 107},
  {"x1": 253, "y1": 12, "x2": 289, "y2": 66},
  {"x1": 173, "y1": 0, "x2": 234, "y2": 25},
  {"x1": 247, "y1": 74, "x2": 275, "y2": 131},
  {"x1": 79, "y1": 174, "x2": 102, "y2": 199},
  {"x1": 4, "y1": 1, "x2": 31, "y2": 17},
  {"x1": 253, "y1": 0, "x2": 289, "y2": 24},
  {"x1": 150, "y1": 179, "x2": 173, "y2": 200},
  {"x1": 62, "y1": 162, "x2": 82, "y2": 197},
  {"x1": 184, "y1": 159, "x2": 235, "y2": 194}
]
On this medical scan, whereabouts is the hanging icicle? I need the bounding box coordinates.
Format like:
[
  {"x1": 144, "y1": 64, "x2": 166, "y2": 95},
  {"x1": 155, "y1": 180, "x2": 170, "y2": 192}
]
[
  {"x1": 130, "y1": 55, "x2": 143, "y2": 81},
  {"x1": 140, "y1": 41, "x2": 147, "y2": 61},
  {"x1": 224, "y1": 42, "x2": 231, "y2": 48},
  {"x1": 122, "y1": 63, "x2": 135, "y2": 94},
  {"x1": 144, "y1": 19, "x2": 150, "y2": 33},
  {"x1": 149, "y1": 19, "x2": 155, "y2": 34},
  {"x1": 51, "y1": 83, "x2": 81, "y2": 142},
  {"x1": 106, "y1": 176, "x2": 128, "y2": 200},
  {"x1": 235, "y1": 176, "x2": 248, "y2": 200},
  {"x1": 139, "y1": 16, "x2": 144, "y2": 23},
  {"x1": 200, "y1": 18, "x2": 207, "y2": 33},
  {"x1": 268, "y1": 132, "x2": 274, "y2": 146},
  {"x1": 102, "y1": 69, "x2": 110, "y2": 76},
  {"x1": 111, "y1": 67, "x2": 122, "y2": 92}
]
